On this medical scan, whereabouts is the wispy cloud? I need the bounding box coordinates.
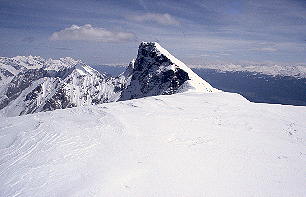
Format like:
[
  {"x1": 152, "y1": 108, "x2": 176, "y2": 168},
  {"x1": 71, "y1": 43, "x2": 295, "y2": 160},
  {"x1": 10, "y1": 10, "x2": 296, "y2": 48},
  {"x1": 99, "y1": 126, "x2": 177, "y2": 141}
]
[
  {"x1": 21, "y1": 36, "x2": 35, "y2": 43},
  {"x1": 252, "y1": 47, "x2": 278, "y2": 52},
  {"x1": 54, "y1": 47, "x2": 73, "y2": 51},
  {"x1": 127, "y1": 13, "x2": 180, "y2": 25},
  {"x1": 49, "y1": 24, "x2": 136, "y2": 42}
]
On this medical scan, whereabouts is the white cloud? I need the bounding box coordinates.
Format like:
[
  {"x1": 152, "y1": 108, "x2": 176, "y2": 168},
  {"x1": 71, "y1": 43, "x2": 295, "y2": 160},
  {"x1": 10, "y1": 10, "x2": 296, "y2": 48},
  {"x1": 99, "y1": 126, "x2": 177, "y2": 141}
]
[
  {"x1": 49, "y1": 24, "x2": 135, "y2": 42},
  {"x1": 127, "y1": 13, "x2": 180, "y2": 25}
]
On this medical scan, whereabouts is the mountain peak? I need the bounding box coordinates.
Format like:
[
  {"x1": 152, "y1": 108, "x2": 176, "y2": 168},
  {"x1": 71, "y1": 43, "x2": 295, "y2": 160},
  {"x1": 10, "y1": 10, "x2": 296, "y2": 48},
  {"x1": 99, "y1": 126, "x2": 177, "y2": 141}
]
[{"x1": 119, "y1": 42, "x2": 216, "y2": 100}]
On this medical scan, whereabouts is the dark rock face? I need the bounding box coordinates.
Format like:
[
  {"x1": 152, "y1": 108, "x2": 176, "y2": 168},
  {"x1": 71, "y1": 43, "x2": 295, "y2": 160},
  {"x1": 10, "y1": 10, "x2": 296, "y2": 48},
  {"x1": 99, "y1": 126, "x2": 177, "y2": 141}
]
[
  {"x1": 42, "y1": 85, "x2": 75, "y2": 111},
  {"x1": 25, "y1": 85, "x2": 43, "y2": 101},
  {"x1": 0, "y1": 68, "x2": 14, "y2": 77},
  {"x1": 0, "y1": 69, "x2": 47, "y2": 111},
  {"x1": 6, "y1": 69, "x2": 48, "y2": 100},
  {"x1": 119, "y1": 42, "x2": 191, "y2": 100}
]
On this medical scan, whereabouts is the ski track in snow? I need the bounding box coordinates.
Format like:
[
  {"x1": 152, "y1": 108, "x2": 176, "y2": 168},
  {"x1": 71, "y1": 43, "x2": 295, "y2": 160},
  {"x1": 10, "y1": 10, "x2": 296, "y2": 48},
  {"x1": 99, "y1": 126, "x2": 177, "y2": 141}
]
[{"x1": 0, "y1": 91, "x2": 305, "y2": 197}]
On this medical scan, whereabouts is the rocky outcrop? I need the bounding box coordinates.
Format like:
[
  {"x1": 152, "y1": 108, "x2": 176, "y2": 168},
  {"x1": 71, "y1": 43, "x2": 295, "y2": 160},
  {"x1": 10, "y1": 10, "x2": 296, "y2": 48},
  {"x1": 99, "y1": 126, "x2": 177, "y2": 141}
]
[{"x1": 119, "y1": 42, "x2": 215, "y2": 100}]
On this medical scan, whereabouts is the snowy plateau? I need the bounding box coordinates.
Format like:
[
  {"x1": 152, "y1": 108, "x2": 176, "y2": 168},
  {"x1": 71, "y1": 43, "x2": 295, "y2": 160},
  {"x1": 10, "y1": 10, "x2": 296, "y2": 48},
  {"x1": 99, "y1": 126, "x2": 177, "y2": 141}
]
[{"x1": 0, "y1": 42, "x2": 305, "y2": 197}]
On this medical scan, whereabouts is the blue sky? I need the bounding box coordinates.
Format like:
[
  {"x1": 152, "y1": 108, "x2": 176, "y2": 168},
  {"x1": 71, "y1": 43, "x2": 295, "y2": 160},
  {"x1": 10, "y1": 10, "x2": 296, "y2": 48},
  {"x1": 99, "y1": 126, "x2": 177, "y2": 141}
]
[{"x1": 0, "y1": 0, "x2": 305, "y2": 65}]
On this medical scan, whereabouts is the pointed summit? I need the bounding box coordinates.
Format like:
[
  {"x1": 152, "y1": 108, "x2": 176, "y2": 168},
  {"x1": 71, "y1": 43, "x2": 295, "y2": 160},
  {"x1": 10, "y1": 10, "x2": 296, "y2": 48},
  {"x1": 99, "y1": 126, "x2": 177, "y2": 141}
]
[{"x1": 119, "y1": 42, "x2": 216, "y2": 100}]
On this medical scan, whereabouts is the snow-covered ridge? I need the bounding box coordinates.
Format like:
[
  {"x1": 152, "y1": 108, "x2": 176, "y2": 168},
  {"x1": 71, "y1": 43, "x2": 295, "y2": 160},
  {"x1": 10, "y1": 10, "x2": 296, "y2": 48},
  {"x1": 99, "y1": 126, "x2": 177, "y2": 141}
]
[
  {"x1": 150, "y1": 42, "x2": 217, "y2": 93},
  {"x1": 191, "y1": 64, "x2": 306, "y2": 79},
  {"x1": 0, "y1": 91, "x2": 305, "y2": 196}
]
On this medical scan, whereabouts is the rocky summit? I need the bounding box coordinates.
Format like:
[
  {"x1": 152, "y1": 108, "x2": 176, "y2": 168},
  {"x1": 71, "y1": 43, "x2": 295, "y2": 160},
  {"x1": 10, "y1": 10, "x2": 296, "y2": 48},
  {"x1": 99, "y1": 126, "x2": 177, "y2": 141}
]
[{"x1": 120, "y1": 42, "x2": 216, "y2": 101}]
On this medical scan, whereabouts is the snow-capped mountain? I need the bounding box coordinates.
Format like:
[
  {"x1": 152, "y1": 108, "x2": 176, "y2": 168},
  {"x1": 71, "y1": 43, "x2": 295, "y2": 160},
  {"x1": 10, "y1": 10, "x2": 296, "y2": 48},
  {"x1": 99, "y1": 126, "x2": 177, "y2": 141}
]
[
  {"x1": 0, "y1": 42, "x2": 216, "y2": 117},
  {"x1": 0, "y1": 56, "x2": 80, "y2": 85},
  {"x1": 0, "y1": 91, "x2": 305, "y2": 197},
  {"x1": 0, "y1": 57, "x2": 123, "y2": 117},
  {"x1": 120, "y1": 42, "x2": 216, "y2": 101}
]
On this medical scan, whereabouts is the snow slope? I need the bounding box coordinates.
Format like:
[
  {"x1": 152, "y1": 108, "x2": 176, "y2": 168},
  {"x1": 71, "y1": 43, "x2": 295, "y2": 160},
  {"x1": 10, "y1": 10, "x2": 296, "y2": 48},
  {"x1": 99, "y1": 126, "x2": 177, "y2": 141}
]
[{"x1": 0, "y1": 91, "x2": 305, "y2": 197}]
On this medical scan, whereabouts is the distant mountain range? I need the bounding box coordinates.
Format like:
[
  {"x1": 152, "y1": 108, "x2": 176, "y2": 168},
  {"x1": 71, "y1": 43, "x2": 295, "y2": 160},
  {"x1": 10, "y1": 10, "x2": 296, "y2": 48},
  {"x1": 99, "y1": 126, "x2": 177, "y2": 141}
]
[
  {"x1": 191, "y1": 64, "x2": 306, "y2": 79},
  {"x1": 0, "y1": 42, "x2": 215, "y2": 117},
  {"x1": 193, "y1": 68, "x2": 306, "y2": 106},
  {"x1": 1, "y1": 43, "x2": 305, "y2": 117}
]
